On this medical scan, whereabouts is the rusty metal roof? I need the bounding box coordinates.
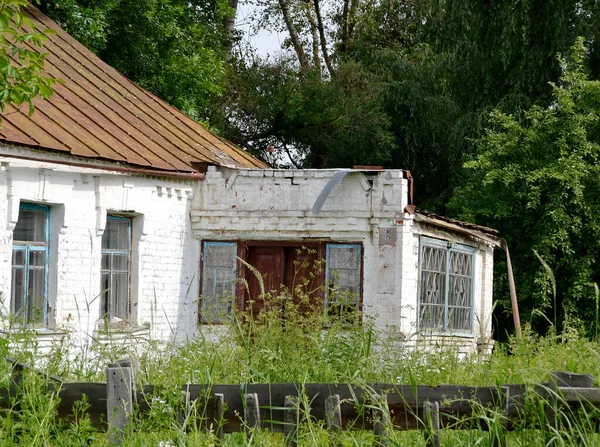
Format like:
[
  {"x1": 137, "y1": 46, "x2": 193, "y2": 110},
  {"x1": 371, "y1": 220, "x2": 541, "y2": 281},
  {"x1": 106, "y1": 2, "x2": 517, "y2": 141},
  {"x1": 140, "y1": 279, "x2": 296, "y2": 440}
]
[
  {"x1": 0, "y1": 5, "x2": 267, "y2": 172},
  {"x1": 416, "y1": 210, "x2": 500, "y2": 237}
]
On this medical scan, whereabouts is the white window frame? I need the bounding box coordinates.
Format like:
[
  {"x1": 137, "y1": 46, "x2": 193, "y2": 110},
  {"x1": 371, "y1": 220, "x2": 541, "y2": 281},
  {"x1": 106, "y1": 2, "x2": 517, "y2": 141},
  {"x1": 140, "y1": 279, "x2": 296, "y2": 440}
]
[{"x1": 418, "y1": 237, "x2": 475, "y2": 334}]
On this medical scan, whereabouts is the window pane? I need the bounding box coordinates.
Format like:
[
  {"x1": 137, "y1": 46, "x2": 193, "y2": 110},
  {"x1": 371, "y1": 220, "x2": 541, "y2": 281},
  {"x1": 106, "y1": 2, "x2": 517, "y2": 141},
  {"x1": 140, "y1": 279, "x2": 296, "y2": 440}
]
[
  {"x1": 201, "y1": 243, "x2": 237, "y2": 323},
  {"x1": 11, "y1": 266, "x2": 25, "y2": 314},
  {"x1": 12, "y1": 250, "x2": 25, "y2": 267},
  {"x1": 100, "y1": 217, "x2": 131, "y2": 322},
  {"x1": 326, "y1": 245, "x2": 361, "y2": 325},
  {"x1": 28, "y1": 268, "x2": 45, "y2": 324},
  {"x1": 100, "y1": 273, "x2": 110, "y2": 317},
  {"x1": 419, "y1": 239, "x2": 474, "y2": 333},
  {"x1": 113, "y1": 273, "x2": 129, "y2": 319},
  {"x1": 420, "y1": 304, "x2": 445, "y2": 329},
  {"x1": 13, "y1": 209, "x2": 46, "y2": 243},
  {"x1": 101, "y1": 253, "x2": 110, "y2": 271},
  {"x1": 448, "y1": 251, "x2": 472, "y2": 331},
  {"x1": 102, "y1": 218, "x2": 130, "y2": 250},
  {"x1": 113, "y1": 254, "x2": 129, "y2": 272},
  {"x1": 29, "y1": 250, "x2": 46, "y2": 267}
]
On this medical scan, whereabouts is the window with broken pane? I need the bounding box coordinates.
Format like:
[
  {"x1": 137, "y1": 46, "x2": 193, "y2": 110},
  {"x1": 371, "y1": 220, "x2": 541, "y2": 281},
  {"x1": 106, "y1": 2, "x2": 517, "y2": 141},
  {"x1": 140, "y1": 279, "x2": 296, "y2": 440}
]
[
  {"x1": 419, "y1": 237, "x2": 474, "y2": 333},
  {"x1": 201, "y1": 242, "x2": 237, "y2": 323},
  {"x1": 325, "y1": 244, "x2": 361, "y2": 325},
  {"x1": 100, "y1": 216, "x2": 131, "y2": 322},
  {"x1": 11, "y1": 203, "x2": 49, "y2": 326}
]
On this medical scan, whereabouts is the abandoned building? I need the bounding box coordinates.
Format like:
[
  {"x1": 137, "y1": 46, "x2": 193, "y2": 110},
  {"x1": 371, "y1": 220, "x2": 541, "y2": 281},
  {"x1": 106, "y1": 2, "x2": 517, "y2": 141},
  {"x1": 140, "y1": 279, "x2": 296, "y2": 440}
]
[{"x1": 0, "y1": 6, "x2": 499, "y2": 355}]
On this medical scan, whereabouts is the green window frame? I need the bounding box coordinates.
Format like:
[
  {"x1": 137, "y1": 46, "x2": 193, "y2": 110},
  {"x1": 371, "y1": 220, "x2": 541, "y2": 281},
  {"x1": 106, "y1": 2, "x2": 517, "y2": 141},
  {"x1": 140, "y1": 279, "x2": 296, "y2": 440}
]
[
  {"x1": 200, "y1": 242, "x2": 238, "y2": 323},
  {"x1": 325, "y1": 244, "x2": 362, "y2": 325}
]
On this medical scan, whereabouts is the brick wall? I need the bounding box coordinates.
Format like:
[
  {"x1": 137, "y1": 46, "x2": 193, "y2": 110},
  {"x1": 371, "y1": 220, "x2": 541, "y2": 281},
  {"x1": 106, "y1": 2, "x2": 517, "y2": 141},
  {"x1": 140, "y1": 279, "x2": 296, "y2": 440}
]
[
  {"x1": 0, "y1": 154, "x2": 199, "y2": 347},
  {"x1": 191, "y1": 166, "x2": 496, "y2": 353}
]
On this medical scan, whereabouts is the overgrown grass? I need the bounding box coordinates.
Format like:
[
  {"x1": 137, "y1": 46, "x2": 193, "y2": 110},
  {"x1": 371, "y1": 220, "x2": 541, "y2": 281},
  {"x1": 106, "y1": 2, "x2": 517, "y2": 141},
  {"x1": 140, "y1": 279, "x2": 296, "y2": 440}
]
[{"x1": 3, "y1": 305, "x2": 600, "y2": 445}]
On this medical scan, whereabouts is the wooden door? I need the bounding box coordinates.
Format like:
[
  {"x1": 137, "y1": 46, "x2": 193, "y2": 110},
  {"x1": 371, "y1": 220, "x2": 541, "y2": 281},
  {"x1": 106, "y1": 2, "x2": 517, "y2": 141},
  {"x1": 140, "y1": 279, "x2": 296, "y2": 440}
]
[
  {"x1": 284, "y1": 247, "x2": 321, "y2": 314},
  {"x1": 245, "y1": 246, "x2": 284, "y2": 315}
]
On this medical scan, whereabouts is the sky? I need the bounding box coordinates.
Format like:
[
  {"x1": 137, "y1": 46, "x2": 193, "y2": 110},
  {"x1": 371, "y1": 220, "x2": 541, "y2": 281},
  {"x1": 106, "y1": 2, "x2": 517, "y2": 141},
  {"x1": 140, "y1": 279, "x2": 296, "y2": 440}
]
[{"x1": 236, "y1": 2, "x2": 284, "y2": 57}]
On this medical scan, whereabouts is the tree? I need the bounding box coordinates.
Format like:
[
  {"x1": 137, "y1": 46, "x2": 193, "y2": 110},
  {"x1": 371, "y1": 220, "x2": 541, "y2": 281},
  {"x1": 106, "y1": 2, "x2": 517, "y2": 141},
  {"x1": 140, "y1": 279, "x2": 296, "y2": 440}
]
[
  {"x1": 40, "y1": 0, "x2": 232, "y2": 122},
  {"x1": 451, "y1": 38, "x2": 600, "y2": 335},
  {"x1": 211, "y1": 54, "x2": 395, "y2": 167},
  {"x1": 0, "y1": 0, "x2": 58, "y2": 123}
]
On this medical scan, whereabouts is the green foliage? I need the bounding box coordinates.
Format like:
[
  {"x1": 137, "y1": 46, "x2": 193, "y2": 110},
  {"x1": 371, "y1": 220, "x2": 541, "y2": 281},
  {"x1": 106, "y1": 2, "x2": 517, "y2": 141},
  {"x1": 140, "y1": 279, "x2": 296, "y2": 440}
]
[
  {"x1": 452, "y1": 38, "x2": 600, "y2": 334},
  {"x1": 213, "y1": 55, "x2": 394, "y2": 168},
  {"x1": 40, "y1": 0, "x2": 231, "y2": 121},
  {"x1": 0, "y1": 0, "x2": 58, "y2": 122}
]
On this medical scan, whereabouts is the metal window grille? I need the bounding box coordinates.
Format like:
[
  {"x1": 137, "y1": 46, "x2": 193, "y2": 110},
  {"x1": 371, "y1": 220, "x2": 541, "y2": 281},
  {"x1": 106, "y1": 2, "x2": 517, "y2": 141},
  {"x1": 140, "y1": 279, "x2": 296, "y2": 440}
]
[
  {"x1": 325, "y1": 244, "x2": 361, "y2": 325},
  {"x1": 100, "y1": 216, "x2": 131, "y2": 321},
  {"x1": 201, "y1": 242, "x2": 237, "y2": 323},
  {"x1": 419, "y1": 237, "x2": 474, "y2": 333},
  {"x1": 11, "y1": 203, "x2": 49, "y2": 326}
]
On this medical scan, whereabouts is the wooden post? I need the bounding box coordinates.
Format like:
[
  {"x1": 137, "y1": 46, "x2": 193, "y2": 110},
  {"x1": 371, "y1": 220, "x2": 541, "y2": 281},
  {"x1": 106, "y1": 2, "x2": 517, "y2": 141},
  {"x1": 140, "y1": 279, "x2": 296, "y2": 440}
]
[
  {"x1": 490, "y1": 386, "x2": 509, "y2": 447},
  {"x1": 422, "y1": 401, "x2": 440, "y2": 447},
  {"x1": 544, "y1": 380, "x2": 558, "y2": 447},
  {"x1": 244, "y1": 393, "x2": 261, "y2": 435},
  {"x1": 325, "y1": 394, "x2": 342, "y2": 446},
  {"x1": 372, "y1": 393, "x2": 389, "y2": 447},
  {"x1": 213, "y1": 393, "x2": 224, "y2": 441},
  {"x1": 106, "y1": 363, "x2": 133, "y2": 445},
  {"x1": 284, "y1": 395, "x2": 299, "y2": 447}
]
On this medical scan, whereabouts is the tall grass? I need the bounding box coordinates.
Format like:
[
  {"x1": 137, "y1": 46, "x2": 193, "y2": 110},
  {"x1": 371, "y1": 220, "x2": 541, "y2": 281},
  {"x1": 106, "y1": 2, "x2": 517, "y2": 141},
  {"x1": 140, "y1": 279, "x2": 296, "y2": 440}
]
[{"x1": 2, "y1": 313, "x2": 600, "y2": 445}]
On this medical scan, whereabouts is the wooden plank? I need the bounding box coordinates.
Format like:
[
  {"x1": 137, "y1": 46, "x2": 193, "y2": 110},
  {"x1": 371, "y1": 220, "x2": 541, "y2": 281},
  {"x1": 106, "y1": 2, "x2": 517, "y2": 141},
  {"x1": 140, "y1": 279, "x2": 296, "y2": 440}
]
[
  {"x1": 560, "y1": 387, "x2": 600, "y2": 404},
  {"x1": 284, "y1": 395, "x2": 299, "y2": 447},
  {"x1": 325, "y1": 394, "x2": 342, "y2": 447},
  {"x1": 372, "y1": 393, "x2": 389, "y2": 447},
  {"x1": 422, "y1": 401, "x2": 440, "y2": 447},
  {"x1": 213, "y1": 393, "x2": 224, "y2": 441},
  {"x1": 551, "y1": 371, "x2": 593, "y2": 388},
  {"x1": 244, "y1": 393, "x2": 261, "y2": 434},
  {"x1": 55, "y1": 383, "x2": 107, "y2": 429},
  {"x1": 106, "y1": 366, "x2": 132, "y2": 445},
  {"x1": 325, "y1": 394, "x2": 342, "y2": 431}
]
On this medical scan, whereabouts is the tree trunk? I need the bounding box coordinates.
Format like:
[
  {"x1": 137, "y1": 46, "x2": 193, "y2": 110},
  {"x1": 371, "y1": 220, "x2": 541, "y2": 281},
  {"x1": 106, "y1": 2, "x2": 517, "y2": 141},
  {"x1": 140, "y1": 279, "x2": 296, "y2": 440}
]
[
  {"x1": 224, "y1": 0, "x2": 239, "y2": 61},
  {"x1": 279, "y1": 0, "x2": 310, "y2": 70},
  {"x1": 313, "y1": 0, "x2": 334, "y2": 76}
]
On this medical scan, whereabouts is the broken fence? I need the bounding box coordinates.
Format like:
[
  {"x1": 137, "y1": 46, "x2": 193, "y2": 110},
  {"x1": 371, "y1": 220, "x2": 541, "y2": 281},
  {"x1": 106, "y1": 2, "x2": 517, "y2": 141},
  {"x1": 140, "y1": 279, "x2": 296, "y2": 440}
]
[{"x1": 2, "y1": 361, "x2": 599, "y2": 446}]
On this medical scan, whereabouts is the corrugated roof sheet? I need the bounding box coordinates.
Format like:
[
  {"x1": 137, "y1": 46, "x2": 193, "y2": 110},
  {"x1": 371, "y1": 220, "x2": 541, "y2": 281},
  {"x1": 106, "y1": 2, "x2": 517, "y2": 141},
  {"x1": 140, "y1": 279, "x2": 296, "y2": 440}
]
[{"x1": 0, "y1": 5, "x2": 268, "y2": 172}]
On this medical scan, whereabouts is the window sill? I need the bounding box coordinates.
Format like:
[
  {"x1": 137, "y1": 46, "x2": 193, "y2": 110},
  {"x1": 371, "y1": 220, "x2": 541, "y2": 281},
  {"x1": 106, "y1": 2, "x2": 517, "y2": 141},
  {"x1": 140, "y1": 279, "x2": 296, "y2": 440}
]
[
  {"x1": 95, "y1": 323, "x2": 149, "y2": 336},
  {"x1": 418, "y1": 331, "x2": 474, "y2": 338},
  {"x1": 2, "y1": 327, "x2": 68, "y2": 336}
]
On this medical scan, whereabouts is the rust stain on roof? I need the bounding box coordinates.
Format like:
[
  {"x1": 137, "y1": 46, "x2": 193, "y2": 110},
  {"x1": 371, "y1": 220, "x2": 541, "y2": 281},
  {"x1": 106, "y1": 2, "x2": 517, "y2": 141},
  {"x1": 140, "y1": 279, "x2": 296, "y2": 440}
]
[{"x1": 0, "y1": 5, "x2": 268, "y2": 172}]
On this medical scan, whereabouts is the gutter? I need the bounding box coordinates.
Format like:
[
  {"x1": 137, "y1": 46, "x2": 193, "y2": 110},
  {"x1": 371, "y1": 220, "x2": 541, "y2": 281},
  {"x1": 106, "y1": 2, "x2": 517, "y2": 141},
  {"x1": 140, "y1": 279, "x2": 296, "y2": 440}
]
[{"x1": 0, "y1": 152, "x2": 206, "y2": 180}]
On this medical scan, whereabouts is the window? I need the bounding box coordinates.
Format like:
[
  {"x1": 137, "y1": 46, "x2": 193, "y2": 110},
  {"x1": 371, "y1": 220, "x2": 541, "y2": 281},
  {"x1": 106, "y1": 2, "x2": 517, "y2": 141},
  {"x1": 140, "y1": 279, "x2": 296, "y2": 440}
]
[
  {"x1": 325, "y1": 244, "x2": 362, "y2": 325},
  {"x1": 199, "y1": 241, "x2": 363, "y2": 325},
  {"x1": 11, "y1": 203, "x2": 49, "y2": 326},
  {"x1": 419, "y1": 237, "x2": 475, "y2": 333},
  {"x1": 100, "y1": 216, "x2": 131, "y2": 322},
  {"x1": 201, "y1": 242, "x2": 237, "y2": 323}
]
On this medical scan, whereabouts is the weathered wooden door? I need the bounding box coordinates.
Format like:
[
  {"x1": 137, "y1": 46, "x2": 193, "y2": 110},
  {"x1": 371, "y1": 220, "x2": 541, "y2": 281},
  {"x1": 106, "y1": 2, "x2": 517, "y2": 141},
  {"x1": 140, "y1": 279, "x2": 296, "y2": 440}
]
[{"x1": 245, "y1": 246, "x2": 284, "y2": 315}]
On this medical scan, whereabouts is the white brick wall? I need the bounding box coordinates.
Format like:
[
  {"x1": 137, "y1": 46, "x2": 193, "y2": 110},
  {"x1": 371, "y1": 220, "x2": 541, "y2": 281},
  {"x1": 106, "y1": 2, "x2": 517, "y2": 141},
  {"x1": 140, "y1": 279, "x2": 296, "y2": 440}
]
[
  {"x1": 0, "y1": 152, "x2": 200, "y2": 347},
  {"x1": 191, "y1": 166, "x2": 495, "y2": 354}
]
